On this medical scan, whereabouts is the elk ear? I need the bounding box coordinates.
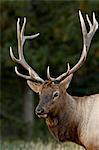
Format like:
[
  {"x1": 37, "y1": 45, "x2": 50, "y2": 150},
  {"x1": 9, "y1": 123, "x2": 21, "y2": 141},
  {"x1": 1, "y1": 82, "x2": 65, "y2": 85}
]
[
  {"x1": 27, "y1": 80, "x2": 42, "y2": 93},
  {"x1": 60, "y1": 74, "x2": 73, "y2": 89}
]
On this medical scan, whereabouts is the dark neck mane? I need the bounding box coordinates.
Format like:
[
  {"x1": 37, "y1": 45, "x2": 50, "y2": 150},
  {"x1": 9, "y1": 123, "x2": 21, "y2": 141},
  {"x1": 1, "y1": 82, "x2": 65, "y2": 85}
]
[{"x1": 45, "y1": 93, "x2": 82, "y2": 144}]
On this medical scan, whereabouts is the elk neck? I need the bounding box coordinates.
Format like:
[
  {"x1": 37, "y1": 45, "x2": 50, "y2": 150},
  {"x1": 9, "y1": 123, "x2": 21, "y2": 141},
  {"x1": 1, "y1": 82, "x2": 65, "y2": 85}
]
[{"x1": 45, "y1": 91, "x2": 82, "y2": 144}]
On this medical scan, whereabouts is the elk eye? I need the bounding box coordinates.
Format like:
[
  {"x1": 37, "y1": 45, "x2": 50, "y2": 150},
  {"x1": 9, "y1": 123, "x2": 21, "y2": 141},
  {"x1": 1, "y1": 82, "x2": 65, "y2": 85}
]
[{"x1": 53, "y1": 91, "x2": 59, "y2": 100}]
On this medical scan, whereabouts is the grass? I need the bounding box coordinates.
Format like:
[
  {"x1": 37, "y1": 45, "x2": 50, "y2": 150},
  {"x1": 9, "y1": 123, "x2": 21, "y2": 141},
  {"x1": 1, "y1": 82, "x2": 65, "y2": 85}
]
[{"x1": 0, "y1": 140, "x2": 84, "y2": 150}]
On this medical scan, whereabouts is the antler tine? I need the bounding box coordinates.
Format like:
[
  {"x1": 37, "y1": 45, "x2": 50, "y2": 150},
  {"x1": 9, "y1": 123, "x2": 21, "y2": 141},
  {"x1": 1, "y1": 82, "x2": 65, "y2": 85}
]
[
  {"x1": 47, "y1": 66, "x2": 55, "y2": 81},
  {"x1": 47, "y1": 66, "x2": 50, "y2": 80},
  {"x1": 10, "y1": 46, "x2": 20, "y2": 63},
  {"x1": 21, "y1": 17, "x2": 26, "y2": 41},
  {"x1": 10, "y1": 17, "x2": 44, "y2": 83},
  {"x1": 47, "y1": 10, "x2": 98, "y2": 83},
  {"x1": 47, "y1": 63, "x2": 70, "y2": 82},
  {"x1": 86, "y1": 14, "x2": 92, "y2": 29},
  {"x1": 17, "y1": 18, "x2": 21, "y2": 53},
  {"x1": 15, "y1": 66, "x2": 31, "y2": 80}
]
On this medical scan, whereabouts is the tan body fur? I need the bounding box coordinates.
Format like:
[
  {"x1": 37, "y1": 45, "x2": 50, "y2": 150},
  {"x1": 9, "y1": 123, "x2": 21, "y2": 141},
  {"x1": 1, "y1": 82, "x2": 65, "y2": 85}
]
[{"x1": 45, "y1": 93, "x2": 99, "y2": 150}]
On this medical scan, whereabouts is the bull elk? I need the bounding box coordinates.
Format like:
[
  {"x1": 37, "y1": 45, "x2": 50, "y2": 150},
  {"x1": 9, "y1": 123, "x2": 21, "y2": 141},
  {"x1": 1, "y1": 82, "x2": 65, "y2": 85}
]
[{"x1": 10, "y1": 10, "x2": 99, "y2": 150}]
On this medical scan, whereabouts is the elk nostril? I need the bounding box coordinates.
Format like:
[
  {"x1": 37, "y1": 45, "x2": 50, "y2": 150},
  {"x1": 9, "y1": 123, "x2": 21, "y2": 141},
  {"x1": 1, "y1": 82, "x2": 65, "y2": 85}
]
[
  {"x1": 40, "y1": 109, "x2": 44, "y2": 113},
  {"x1": 36, "y1": 107, "x2": 44, "y2": 115}
]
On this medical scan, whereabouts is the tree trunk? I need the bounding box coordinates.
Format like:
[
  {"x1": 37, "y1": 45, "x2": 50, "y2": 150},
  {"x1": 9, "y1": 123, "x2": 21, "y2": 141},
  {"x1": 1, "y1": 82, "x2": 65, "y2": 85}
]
[{"x1": 21, "y1": 81, "x2": 34, "y2": 141}]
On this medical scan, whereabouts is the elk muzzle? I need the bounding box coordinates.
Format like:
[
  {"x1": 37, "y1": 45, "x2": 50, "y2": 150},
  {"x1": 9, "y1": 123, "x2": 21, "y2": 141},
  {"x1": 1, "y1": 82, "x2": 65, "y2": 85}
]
[{"x1": 35, "y1": 105, "x2": 48, "y2": 118}]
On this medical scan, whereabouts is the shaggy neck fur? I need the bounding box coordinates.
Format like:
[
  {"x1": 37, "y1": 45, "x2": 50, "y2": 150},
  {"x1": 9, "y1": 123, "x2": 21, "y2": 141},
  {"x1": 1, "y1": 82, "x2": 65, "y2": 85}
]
[{"x1": 45, "y1": 92, "x2": 82, "y2": 145}]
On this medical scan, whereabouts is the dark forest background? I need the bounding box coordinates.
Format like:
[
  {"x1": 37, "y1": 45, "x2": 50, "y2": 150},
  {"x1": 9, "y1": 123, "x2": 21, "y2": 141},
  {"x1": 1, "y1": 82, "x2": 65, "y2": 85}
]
[{"x1": 0, "y1": 0, "x2": 99, "y2": 141}]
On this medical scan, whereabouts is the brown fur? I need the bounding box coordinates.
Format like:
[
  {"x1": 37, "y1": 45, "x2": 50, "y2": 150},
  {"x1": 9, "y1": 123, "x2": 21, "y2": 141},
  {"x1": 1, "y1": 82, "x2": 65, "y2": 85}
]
[{"x1": 27, "y1": 78, "x2": 99, "y2": 150}]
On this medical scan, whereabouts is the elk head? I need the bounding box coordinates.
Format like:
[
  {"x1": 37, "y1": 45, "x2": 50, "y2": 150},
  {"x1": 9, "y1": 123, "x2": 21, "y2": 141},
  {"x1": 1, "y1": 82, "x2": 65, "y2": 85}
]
[
  {"x1": 27, "y1": 73, "x2": 73, "y2": 118},
  {"x1": 10, "y1": 10, "x2": 98, "y2": 119}
]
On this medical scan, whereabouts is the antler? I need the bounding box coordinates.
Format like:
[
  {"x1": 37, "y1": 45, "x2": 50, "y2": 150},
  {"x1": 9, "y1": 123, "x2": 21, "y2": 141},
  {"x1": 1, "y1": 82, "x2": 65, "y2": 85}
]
[
  {"x1": 47, "y1": 10, "x2": 98, "y2": 83},
  {"x1": 10, "y1": 17, "x2": 44, "y2": 83}
]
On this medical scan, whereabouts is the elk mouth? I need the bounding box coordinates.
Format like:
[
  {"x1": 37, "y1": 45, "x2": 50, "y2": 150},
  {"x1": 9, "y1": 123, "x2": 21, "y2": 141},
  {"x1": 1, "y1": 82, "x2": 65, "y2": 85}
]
[
  {"x1": 35, "y1": 106, "x2": 49, "y2": 118},
  {"x1": 35, "y1": 110, "x2": 48, "y2": 118},
  {"x1": 37, "y1": 113, "x2": 48, "y2": 118}
]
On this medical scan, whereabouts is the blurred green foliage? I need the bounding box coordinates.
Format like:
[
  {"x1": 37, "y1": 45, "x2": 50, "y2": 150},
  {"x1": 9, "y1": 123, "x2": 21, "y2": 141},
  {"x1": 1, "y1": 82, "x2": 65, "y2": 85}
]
[
  {"x1": 0, "y1": 140, "x2": 83, "y2": 150},
  {"x1": 0, "y1": 0, "x2": 99, "y2": 141}
]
